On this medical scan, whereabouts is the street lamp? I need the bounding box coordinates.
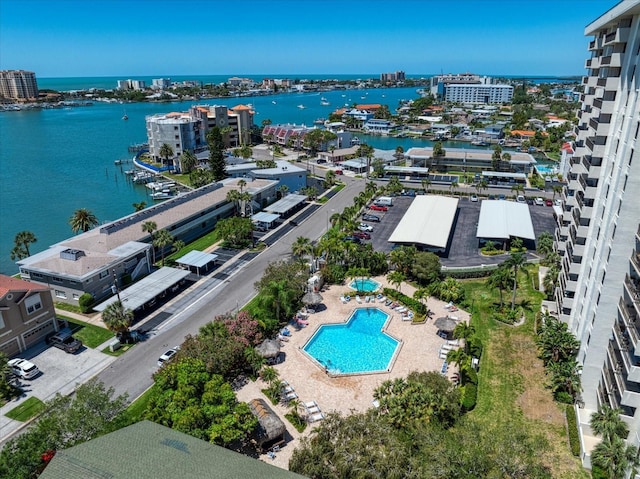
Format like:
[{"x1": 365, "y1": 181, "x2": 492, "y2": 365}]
[{"x1": 111, "y1": 269, "x2": 122, "y2": 304}]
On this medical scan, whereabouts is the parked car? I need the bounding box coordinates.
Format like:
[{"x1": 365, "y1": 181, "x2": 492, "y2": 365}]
[
  {"x1": 498, "y1": 194, "x2": 506, "y2": 200},
  {"x1": 335, "y1": 169, "x2": 343, "y2": 175},
  {"x1": 488, "y1": 194, "x2": 496, "y2": 200},
  {"x1": 534, "y1": 197, "x2": 544, "y2": 206},
  {"x1": 362, "y1": 214, "x2": 381, "y2": 222},
  {"x1": 545, "y1": 199, "x2": 553, "y2": 206},
  {"x1": 358, "y1": 223, "x2": 373, "y2": 232},
  {"x1": 158, "y1": 347, "x2": 180, "y2": 367},
  {"x1": 516, "y1": 195, "x2": 526, "y2": 203},
  {"x1": 47, "y1": 329, "x2": 82, "y2": 353},
  {"x1": 353, "y1": 231, "x2": 371, "y2": 240},
  {"x1": 8, "y1": 358, "x2": 40, "y2": 379},
  {"x1": 554, "y1": 198, "x2": 563, "y2": 206},
  {"x1": 470, "y1": 194, "x2": 478, "y2": 202},
  {"x1": 343, "y1": 236, "x2": 362, "y2": 244},
  {"x1": 369, "y1": 204, "x2": 388, "y2": 212}
]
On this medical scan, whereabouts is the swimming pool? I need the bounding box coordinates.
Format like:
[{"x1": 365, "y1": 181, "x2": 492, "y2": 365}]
[
  {"x1": 303, "y1": 308, "x2": 400, "y2": 375},
  {"x1": 536, "y1": 164, "x2": 558, "y2": 175},
  {"x1": 349, "y1": 277, "x2": 381, "y2": 292}
]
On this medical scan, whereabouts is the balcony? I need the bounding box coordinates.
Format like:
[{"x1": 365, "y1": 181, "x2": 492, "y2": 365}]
[
  {"x1": 605, "y1": 27, "x2": 630, "y2": 44},
  {"x1": 632, "y1": 253, "x2": 640, "y2": 276},
  {"x1": 588, "y1": 166, "x2": 602, "y2": 180},
  {"x1": 619, "y1": 298, "x2": 640, "y2": 348},
  {"x1": 624, "y1": 274, "x2": 640, "y2": 311}
]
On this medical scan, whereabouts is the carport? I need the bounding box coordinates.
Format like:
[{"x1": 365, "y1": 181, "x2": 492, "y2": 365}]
[
  {"x1": 383, "y1": 166, "x2": 430, "y2": 181},
  {"x1": 176, "y1": 250, "x2": 218, "y2": 276},
  {"x1": 341, "y1": 158, "x2": 368, "y2": 174},
  {"x1": 94, "y1": 267, "x2": 191, "y2": 313},
  {"x1": 251, "y1": 211, "x2": 280, "y2": 231},
  {"x1": 476, "y1": 200, "x2": 535, "y2": 248},
  {"x1": 481, "y1": 171, "x2": 527, "y2": 186},
  {"x1": 388, "y1": 195, "x2": 459, "y2": 253},
  {"x1": 264, "y1": 194, "x2": 307, "y2": 218}
]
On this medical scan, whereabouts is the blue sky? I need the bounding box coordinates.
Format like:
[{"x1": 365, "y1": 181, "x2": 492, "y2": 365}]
[{"x1": 0, "y1": 0, "x2": 618, "y2": 78}]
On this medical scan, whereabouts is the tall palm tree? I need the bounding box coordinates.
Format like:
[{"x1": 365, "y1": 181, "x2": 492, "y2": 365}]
[
  {"x1": 141, "y1": 221, "x2": 158, "y2": 263},
  {"x1": 239, "y1": 191, "x2": 252, "y2": 217},
  {"x1": 503, "y1": 251, "x2": 529, "y2": 310},
  {"x1": 180, "y1": 150, "x2": 197, "y2": 174},
  {"x1": 69, "y1": 208, "x2": 98, "y2": 234},
  {"x1": 159, "y1": 143, "x2": 174, "y2": 168},
  {"x1": 226, "y1": 190, "x2": 242, "y2": 216},
  {"x1": 258, "y1": 280, "x2": 297, "y2": 323},
  {"x1": 591, "y1": 435, "x2": 639, "y2": 479},
  {"x1": 10, "y1": 231, "x2": 37, "y2": 260},
  {"x1": 421, "y1": 177, "x2": 431, "y2": 194},
  {"x1": 291, "y1": 236, "x2": 313, "y2": 260},
  {"x1": 101, "y1": 300, "x2": 134, "y2": 342},
  {"x1": 238, "y1": 178, "x2": 247, "y2": 193},
  {"x1": 387, "y1": 271, "x2": 405, "y2": 293},
  {"x1": 277, "y1": 184, "x2": 289, "y2": 198},
  {"x1": 487, "y1": 266, "x2": 513, "y2": 308},
  {"x1": 153, "y1": 229, "x2": 174, "y2": 266}
]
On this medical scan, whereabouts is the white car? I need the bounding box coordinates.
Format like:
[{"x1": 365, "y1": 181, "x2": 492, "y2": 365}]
[
  {"x1": 157, "y1": 347, "x2": 180, "y2": 367},
  {"x1": 358, "y1": 223, "x2": 373, "y2": 232},
  {"x1": 516, "y1": 195, "x2": 526, "y2": 203},
  {"x1": 534, "y1": 197, "x2": 544, "y2": 206},
  {"x1": 8, "y1": 358, "x2": 40, "y2": 380},
  {"x1": 470, "y1": 194, "x2": 478, "y2": 202}
]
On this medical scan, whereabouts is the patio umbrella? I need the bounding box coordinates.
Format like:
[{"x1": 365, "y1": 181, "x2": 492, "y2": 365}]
[
  {"x1": 302, "y1": 291, "x2": 324, "y2": 306},
  {"x1": 434, "y1": 316, "x2": 458, "y2": 332},
  {"x1": 256, "y1": 339, "x2": 281, "y2": 358}
]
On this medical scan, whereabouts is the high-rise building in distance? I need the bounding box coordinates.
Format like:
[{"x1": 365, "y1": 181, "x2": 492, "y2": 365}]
[{"x1": 0, "y1": 70, "x2": 39, "y2": 100}]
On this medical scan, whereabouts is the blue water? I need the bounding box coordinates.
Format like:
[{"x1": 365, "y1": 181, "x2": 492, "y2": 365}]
[
  {"x1": 303, "y1": 308, "x2": 398, "y2": 374},
  {"x1": 349, "y1": 278, "x2": 381, "y2": 292}
]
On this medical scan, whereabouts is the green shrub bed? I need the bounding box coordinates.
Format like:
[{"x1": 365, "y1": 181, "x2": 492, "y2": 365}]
[
  {"x1": 382, "y1": 288, "x2": 427, "y2": 315},
  {"x1": 565, "y1": 404, "x2": 581, "y2": 457}
]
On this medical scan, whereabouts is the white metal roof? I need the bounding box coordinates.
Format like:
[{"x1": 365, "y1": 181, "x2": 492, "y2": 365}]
[
  {"x1": 388, "y1": 195, "x2": 459, "y2": 248},
  {"x1": 476, "y1": 201, "x2": 535, "y2": 240},
  {"x1": 176, "y1": 250, "x2": 218, "y2": 269},
  {"x1": 94, "y1": 267, "x2": 190, "y2": 312},
  {"x1": 481, "y1": 171, "x2": 527, "y2": 179},
  {"x1": 264, "y1": 194, "x2": 307, "y2": 214},
  {"x1": 251, "y1": 212, "x2": 280, "y2": 223}
]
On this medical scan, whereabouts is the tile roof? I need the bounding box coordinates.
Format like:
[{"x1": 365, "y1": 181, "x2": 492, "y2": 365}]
[
  {"x1": 355, "y1": 103, "x2": 382, "y2": 110},
  {"x1": 0, "y1": 274, "x2": 50, "y2": 298}
]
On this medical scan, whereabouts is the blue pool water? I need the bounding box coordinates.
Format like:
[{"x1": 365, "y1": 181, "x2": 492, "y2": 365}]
[
  {"x1": 303, "y1": 308, "x2": 399, "y2": 375},
  {"x1": 536, "y1": 164, "x2": 558, "y2": 174},
  {"x1": 349, "y1": 278, "x2": 381, "y2": 292}
]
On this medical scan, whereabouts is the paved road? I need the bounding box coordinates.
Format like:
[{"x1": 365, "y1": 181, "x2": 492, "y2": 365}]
[{"x1": 94, "y1": 177, "x2": 365, "y2": 401}]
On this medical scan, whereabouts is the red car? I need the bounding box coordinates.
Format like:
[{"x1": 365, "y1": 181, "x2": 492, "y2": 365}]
[
  {"x1": 352, "y1": 231, "x2": 371, "y2": 240},
  {"x1": 545, "y1": 199, "x2": 553, "y2": 206},
  {"x1": 369, "y1": 204, "x2": 388, "y2": 212}
]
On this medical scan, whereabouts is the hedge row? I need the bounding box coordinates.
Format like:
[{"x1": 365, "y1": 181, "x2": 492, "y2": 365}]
[
  {"x1": 443, "y1": 269, "x2": 495, "y2": 280},
  {"x1": 382, "y1": 288, "x2": 427, "y2": 315},
  {"x1": 461, "y1": 383, "x2": 477, "y2": 411},
  {"x1": 565, "y1": 404, "x2": 581, "y2": 457}
]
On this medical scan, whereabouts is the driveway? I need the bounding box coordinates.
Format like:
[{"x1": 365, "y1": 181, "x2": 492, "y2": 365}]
[{"x1": 1, "y1": 344, "x2": 116, "y2": 441}]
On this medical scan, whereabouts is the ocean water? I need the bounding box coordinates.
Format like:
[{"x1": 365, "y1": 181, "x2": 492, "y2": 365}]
[{"x1": 0, "y1": 74, "x2": 562, "y2": 275}]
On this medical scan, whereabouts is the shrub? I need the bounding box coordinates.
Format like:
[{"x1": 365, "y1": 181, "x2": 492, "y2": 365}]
[
  {"x1": 461, "y1": 383, "x2": 477, "y2": 411},
  {"x1": 555, "y1": 391, "x2": 574, "y2": 404},
  {"x1": 565, "y1": 404, "x2": 580, "y2": 457},
  {"x1": 443, "y1": 269, "x2": 495, "y2": 280},
  {"x1": 322, "y1": 264, "x2": 346, "y2": 284},
  {"x1": 382, "y1": 288, "x2": 427, "y2": 315},
  {"x1": 78, "y1": 293, "x2": 94, "y2": 314},
  {"x1": 461, "y1": 364, "x2": 478, "y2": 385},
  {"x1": 468, "y1": 337, "x2": 483, "y2": 359}
]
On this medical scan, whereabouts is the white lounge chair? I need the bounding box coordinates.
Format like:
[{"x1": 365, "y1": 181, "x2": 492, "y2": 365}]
[
  {"x1": 308, "y1": 411, "x2": 325, "y2": 422},
  {"x1": 282, "y1": 385, "x2": 295, "y2": 394},
  {"x1": 306, "y1": 405, "x2": 321, "y2": 414},
  {"x1": 396, "y1": 307, "x2": 407, "y2": 313},
  {"x1": 303, "y1": 400, "x2": 318, "y2": 409},
  {"x1": 377, "y1": 296, "x2": 387, "y2": 303},
  {"x1": 356, "y1": 295, "x2": 362, "y2": 303},
  {"x1": 444, "y1": 302, "x2": 453, "y2": 310},
  {"x1": 440, "y1": 344, "x2": 454, "y2": 351},
  {"x1": 340, "y1": 296, "x2": 348, "y2": 304},
  {"x1": 285, "y1": 391, "x2": 298, "y2": 401}
]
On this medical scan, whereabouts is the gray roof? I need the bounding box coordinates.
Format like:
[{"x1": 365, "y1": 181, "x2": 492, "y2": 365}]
[
  {"x1": 476, "y1": 201, "x2": 535, "y2": 240},
  {"x1": 388, "y1": 195, "x2": 458, "y2": 248},
  {"x1": 264, "y1": 194, "x2": 307, "y2": 214},
  {"x1": 481, "y1": 171, "x2": 527, "y2": 179},
  {"x1": 252, "y1": 212, "x2": 280, "y2": 223},
  {"x1": 176, "y1": 250, "x2": 218, "y2": 268},
  {"x1": 342, "y1": 158, "x2": 367, "y2": 168},
  {"x1": 39, "y1": 420, "x2": 306, "y2": 479},
  {"x1": 94, "y1": 267, "x2": 190, "y2": 312},
  {"x1": 384, "y1": 166, "x2": 430, "y2": 174}
]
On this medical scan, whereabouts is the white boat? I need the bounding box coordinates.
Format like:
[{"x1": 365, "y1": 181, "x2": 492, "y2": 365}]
[
  {"x1": 122, "y1": 109, "x2": 128, "y2": 120},
  {"x1": 272, "y1": 100, "x2": 277, "y2": 104},
  {"x1": 151, "y1": 191, "x2": 173, "y2": 200},
  {"x1": 320, "y1": 97, "x2": 328, "y2": 101},
  {"x1": 297, "y1": 104, "x2": 305, "y2": 109},
  {"x1": 320, "y1": 100, "x2": 330, "y2": 106}
]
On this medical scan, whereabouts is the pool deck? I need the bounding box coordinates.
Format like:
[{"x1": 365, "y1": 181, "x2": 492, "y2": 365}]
[{"x1": 235, "y1": 276, "x2": 470, "y2": 470}]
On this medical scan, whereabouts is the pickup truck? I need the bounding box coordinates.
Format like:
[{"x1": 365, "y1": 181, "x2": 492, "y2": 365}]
[{"x1": 47, "y1": 329, "x2": 83, "y2": 353}]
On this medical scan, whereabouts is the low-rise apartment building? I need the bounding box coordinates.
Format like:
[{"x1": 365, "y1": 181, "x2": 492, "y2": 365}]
[{"x1": 0, "y1": 275, "x2": 60, "y2": 356}]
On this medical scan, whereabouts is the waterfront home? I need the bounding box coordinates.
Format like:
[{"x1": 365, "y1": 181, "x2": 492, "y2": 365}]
[
  {"x1": 17, "y1": 179, "x2": 278, "y2": 306},
  {"x1": 362, "y1": 119, "x2": 397, "y2": 135}
]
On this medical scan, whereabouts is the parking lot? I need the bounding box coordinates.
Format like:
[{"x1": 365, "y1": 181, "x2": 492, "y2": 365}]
[
  {"x1": 0, "y1": 341, "x2": 116, "y2": 440},
  {"x1": 360, "y1": 194, "x2": 559, "y2": 268}
]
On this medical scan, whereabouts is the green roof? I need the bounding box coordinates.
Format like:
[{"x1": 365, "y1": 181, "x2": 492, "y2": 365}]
[{"x1": 40, "y1": 420, "x2": 306, "y2": 479}]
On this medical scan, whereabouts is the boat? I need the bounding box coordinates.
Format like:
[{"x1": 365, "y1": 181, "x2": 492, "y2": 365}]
[
  {"x1": 272, "y1": 100, "x2": 277, "y2": 104},
  {"x1": 321, "y1": 97, "x2": 328, "y2": 101},
  {"x1": 297, "y1": 104, "x2": 305, "y2": 109},
  {"x1": 122, "y1": 109, "x2": 128, "y2": 120},
  {"x1": 313, "y1": 118, "x2": 326, "y2": 125},
  {"x1": 320, "y1": 100, "x2": 330, "y2": 106},
  {"x1": 151, "y1": 191, "x2": 173, "y2": 200}
]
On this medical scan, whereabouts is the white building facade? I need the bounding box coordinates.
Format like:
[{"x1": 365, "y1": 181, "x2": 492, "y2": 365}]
[{"x1": 553, "y1": 0, "x2": 640, "y2": 468}]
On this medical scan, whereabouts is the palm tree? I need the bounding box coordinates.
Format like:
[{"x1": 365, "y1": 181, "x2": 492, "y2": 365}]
[
  {"x1": 356, "y1": 143, "x2": 375, "y2": 179},
  {"x1": 180, "y1": 150, "x2": 197, "y2": 174},
  {"x1": 421, "y1": 177, "x2": 432, "y2": 194},
  {"x1": 239, "y1": 192, "x2": 252, "y2": 217},
  {"x1": 291, "y1": 236, "x2": 313, "y2": 262},
  {"x1": 101, "y1": 300, "x2": 134, "y2": 342},
  {"x1": 69, "y1": 208, "x2": 98, "y2": 234},
  {"x1": 486, "y1": 266, "x2": 513, "y2": 308},
  {"x1": 141, "y1": 221, "x2": 158, "y2": 263},
  {"x1": 387, "y1": 271, "x2": 405, "y2": 293},
  {"x1": 238, "y1": 178, "x2": 247, "y2": 193},
  {"x1": 503, "y1": 251, "x2": 529, "y2": 310},
  {"x1": 226, "y1": 190, "x2": 242, "y2": 216},
  {"x1": 591, "y1": 405, "x2": 630, "y2": 444},
  {"x1": 159, "y1": 143, "x2": 174, "y2": 168},
  {"x1": 258, "y1": 280, "x2": 298, "y2": 323},
  {"x1": 591, "y1": 435, "x2": 639, "y2": 479},
  {"x1": 347, "y1": 267, "x2": 370, "y2": 292},
  {"x1": 133, "y1": 201, "x2": 146, "y2": 212},
  {"x1": 10, "y1": 231, "x2": 37, "y2": 260},
  {"x1": 449, "y1": 180, "x2": 459, "y2": 196},
  {"x1": 413, "y1": 288, "x2": 430, "y2": 315},
  {"x1": 173, "y1": 239, "x2": 185, "y2": 254},
  {"x1": 277, "y1": 184, "x2": 289, "y2": 198},
  {"x1": 244, "y1": 347, "x2": 265, "y2": 378},
  {"x1": 153, "y1": 229, "x2": 174, "y2": 266}
]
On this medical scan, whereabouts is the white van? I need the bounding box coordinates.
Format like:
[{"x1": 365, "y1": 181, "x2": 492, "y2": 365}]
[{"x1": 374, "y1": 196, "x2": 393, "y2": 207}]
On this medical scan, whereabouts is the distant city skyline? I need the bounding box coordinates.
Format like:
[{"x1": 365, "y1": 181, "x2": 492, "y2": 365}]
[{"x1": 1, "y1": 0, "x2": 618, "y2": 78}]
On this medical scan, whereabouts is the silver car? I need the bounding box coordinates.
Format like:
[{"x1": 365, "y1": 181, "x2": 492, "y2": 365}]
[{"x1": 8, "y1": 358, "x2": 40, "y2": 379}]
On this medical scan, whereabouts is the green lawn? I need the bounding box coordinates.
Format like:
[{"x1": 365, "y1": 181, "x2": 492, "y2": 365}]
[
  {"x1": 460, "y1": 269, "x2": 589, "y2": 478},
  {"x1": 167, "y1": 229, "x2": 222, "y2": 262},
  {"x1": 61, "y1": 316, "x2": 114, "y2": 348},
  {"x1": 5, "y1": 397, "x2": 45, "y2": 421},
  {"x1": 124, "y1": 387, "x2": 154, "y2": 423}
]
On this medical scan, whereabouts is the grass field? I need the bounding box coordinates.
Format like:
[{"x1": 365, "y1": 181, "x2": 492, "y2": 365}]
[
  {"x1": 462, "y1": 267, "x2": 589, "y2": 478},
  {"x1": 167, "y1": 229, "x2": 222, "y2": 262},
  {"x1": 5, "y1": 397, "x2": 45, "y2": 422},
  {"x1": 61, "y1": 316, "x2": 114, "y2": 348}
]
